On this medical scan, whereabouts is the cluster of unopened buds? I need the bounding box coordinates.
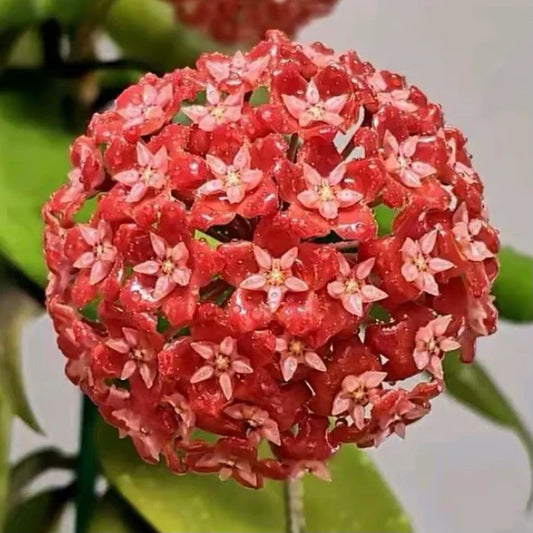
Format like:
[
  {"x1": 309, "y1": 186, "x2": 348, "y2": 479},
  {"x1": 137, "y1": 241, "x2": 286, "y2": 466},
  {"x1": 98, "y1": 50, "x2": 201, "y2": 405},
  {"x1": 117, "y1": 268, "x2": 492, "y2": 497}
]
[
  {"x1": 43, "y1": 31, "x2": 499, "y2": 489},
  {"x1": 165, "y1": 0, "x2": 338, "y2": 43}
]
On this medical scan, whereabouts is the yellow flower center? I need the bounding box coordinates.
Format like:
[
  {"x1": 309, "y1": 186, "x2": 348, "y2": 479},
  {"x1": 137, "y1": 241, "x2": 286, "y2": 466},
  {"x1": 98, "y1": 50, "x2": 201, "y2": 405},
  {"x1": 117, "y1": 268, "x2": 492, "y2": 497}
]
[
  {"x1": 307, "y1": 103, "x2": 325, "y2": 120},
  {"x1": 317, "y1": 180, "x2": 335, "y2": 202},
  {"x1": 267, "y1": 267, "x2": 285, "y2": 286},
  {"x1": 350, "y1": 386, "x2": 368, "y2": 404},
  {"x1": 344, "y1": 278, "x2": 360, "y2": 294},
  {"x1": 288, "y1": 339, "x2": 304, "y2": 356},
  {"x1": 162, "y1": 259, "x2": 175, "y2": 275},
  {"x1": 225, "y1": 169, "x2": 241, "y2": 187},
  {"x1": 215, "y1": 354, "x2": 230, "y2": 371},
  {"x1": 211, "y1": 106, "x2": 226, "y2": 121}
]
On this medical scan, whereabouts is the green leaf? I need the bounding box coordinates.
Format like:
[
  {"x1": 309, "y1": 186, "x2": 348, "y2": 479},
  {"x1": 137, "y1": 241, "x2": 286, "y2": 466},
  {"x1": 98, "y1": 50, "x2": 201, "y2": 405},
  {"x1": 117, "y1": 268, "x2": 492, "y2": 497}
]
[
  {"x1": 0, "y1": 0, "x2": 41, "y2": 31},
  {"x1": 0, "y1": 396, "x2": 11, "y2": 529},
  {"x1": 3, "y1": 485, "x2": 74, "y2": 533},
  {"x1": 89, "y1": 490, "x2": 157, "y2": 533},
  {"x1": 0, "y1": 287, "x2": 43, "y2": 433},
  {"x1": 0, "y1": 71, "x2": 71, "y2": 286},
  {"x1": 96, "y1": 418, "x2": 411, "y2": 532},
  {"x1": 444, "y1": 351, "x2": 533, "y2": 507},
  {"x1": 104, "y1": 0, "x2": 231, "y2": 72},
  {"x1": 493, "y1": 246, "x2": 533, "y2": 322},
  {"x1": 303, "y1": 445, "x2": 412, "y2": 532},
  {"x1": 8, "y1": 448, "x2": 75, "y2": 507}
]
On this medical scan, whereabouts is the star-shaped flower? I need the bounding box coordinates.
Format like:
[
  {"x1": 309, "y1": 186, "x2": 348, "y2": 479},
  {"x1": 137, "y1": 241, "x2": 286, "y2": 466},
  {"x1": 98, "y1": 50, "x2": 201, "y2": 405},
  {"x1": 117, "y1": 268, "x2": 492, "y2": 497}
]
[
  {"x1": 240, "y1": 246, "x2": 309, "y2": 311},
  {"x1": 133, "y1": 233, "x2": 191, "y2": 300},
  {"x1": 401, "y1": 231, "x2": 454, "y2": 295},
  {"x1": 113, "y1": 142, "x2": 168, "y2": 203},
  {"x1": 327, "y1": 257, "x2": 387, "y2": 316},
  {"x1": 190, "y1": 336, "x2": 253, "y2": 400},
  {"x1": 199, "y1": 145, "x2": 263, "y2": 204},
  {"x1": 282, "y1": 80, "x2": 348, "y2": 128}
]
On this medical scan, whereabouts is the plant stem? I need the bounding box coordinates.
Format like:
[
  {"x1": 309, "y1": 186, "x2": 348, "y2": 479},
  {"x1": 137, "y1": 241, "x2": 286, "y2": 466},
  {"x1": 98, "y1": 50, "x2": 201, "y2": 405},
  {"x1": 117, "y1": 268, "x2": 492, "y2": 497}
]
[
  {"x1": 75, "y1": 396, "x2": 98, "y2": 533},
  {"x1": 284, "y1": 478, "x2": 306, "y2": 533}
]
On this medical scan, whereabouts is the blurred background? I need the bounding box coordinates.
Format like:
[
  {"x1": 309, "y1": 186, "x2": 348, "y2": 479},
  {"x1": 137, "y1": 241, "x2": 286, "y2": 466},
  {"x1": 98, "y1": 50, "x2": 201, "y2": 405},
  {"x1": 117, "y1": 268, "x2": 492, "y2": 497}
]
[{"x1": 2, "y1": 0, "x2": 532, "y2": 532}]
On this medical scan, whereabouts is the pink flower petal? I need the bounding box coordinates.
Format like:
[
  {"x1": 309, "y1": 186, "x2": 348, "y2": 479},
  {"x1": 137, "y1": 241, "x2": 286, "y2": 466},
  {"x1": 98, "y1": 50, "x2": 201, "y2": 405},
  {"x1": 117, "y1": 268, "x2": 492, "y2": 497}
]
[
  {"x1": 153, "y1": 275, "x2": 174, "y2": 300},
  {"x1": 89, "y1": 260, "x2": 112, "y2": 285},
  {"x1": 304, "y1": 351, "x2": 326, "y2": 372},
  {"x1": 206, "y1": 154, "x2": 227, "y2": 177},
  {"x1": 401, "y1": 262, "x2": 419, "y2": 283},
  {"x1": 126, "y1": 182, "x2": 148, "y2": 203},
  {"x1": 305, "y1": 80, "x2": 320, "y2": 104},
  {"x1": 297, "y1": 190, "x2": 320, "y2": 209},
  {"x1": 79, "y1": 226, "x2": 99, "y2": 246},
  {"x1": 302, "y1": 163, "x2": 322, "y2": 186},
  {"x1": 190, "y1": 342, "x2": 215, "y2": 359},
  {"x1": 219, "y1": 336, "x2": 236, "y2": 356},
  {"x1": 411, "y1": 161, "x2": 436, "y2": 178},
  {"x1": 133, "y1": 260, "x2": 160, "y2": 275},
  {"x1": 114, "y1": 169, "x2": 140, "y2": 186},
  {"x1": 360, "y1": 284, "x2": 388, "y2": 303},
  {"x1": 280, "y1": 247, "x2": 298, "y2": 270},
  {"x1": 106, "y1": 338, "x2": 130, "y2": 354},
  {"x1": 190, "y1": 365, "x2": 215, "y2": 384},
  {"x1": 198, "y1": 179, "x2": 226, "y2": 196},
  {"x1": 342, "y1": 293, "x2": 363, "y2": 317},
  {"x1": 219, "y1": 372, "x2": 233, "y2": 400},
  {"x1": 281, "y1": 355, "x2": 298, "y2": 381},
  {"x1": 232, "y1": 359, "x2": 253, "y2": 374},
  {"x1": 284, "y1": 276, "x2": 309, "y2": 292},
  {"x1": 140, "y1": 363, "x2": 156, "y2": 388},
  {"x1": 73, "y1": 251, "x2": 96, "y2": 269},
  {"x1": 173, "y1": 267, "x2": 191, "y2": 286},
  {"x1": 267, "y1": 285, "x2": 284, "y2": 311},
  {"x1": 328, "y1": 163, "x2": 346, "y2": 186},
  {"x1": 327, "y1": 280, "x2": 345, "y2": 298},
  {"x1": 240, "y1": 274, "x2": 267, "y2": 290},
  {"x1": 121, "y1": 360, "x2": 137, "y2": 380},
  {"x1": 419, "y1": 230, "x2": 437, "y2": 255},
  {"x1": 355, "y1": 257, "x2": 375, "y2": 280},
  {"x1": 324, "y1": 94, "x2": 348, "y2": 114},
  {"x1": 253, "y1": 245, "x2": 272, "y2": 270},
  {"x1": 319, "y1": 199, "x2": 338, "y2": 220},
  {"x1": 428, "y1": 257, "x2": 454, "y2": 273},
  {"x1": 150, "y1": 233, "x2": 167, "y2": 258},
  {"x1": 226, "y1": 184, "x2": 245, "y2": 204},
  {"x1": 331, "y1": 394, "x2": 351, "y2": 416}
]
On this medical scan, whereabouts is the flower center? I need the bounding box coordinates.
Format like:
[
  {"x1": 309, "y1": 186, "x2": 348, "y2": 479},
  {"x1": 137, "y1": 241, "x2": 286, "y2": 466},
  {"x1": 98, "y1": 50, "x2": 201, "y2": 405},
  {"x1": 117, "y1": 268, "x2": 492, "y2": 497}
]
[
  {"x1": 350, "y1": 386, "x2": 368, "y2": 405},
  {"x1": 288, "y1": 339, "x2": 304, "y2": 356},
  {"x1": 225, "y1": 168, "x2": 241, "y2": 187},
  {"x1": 215, "y1": 353, "x2": 230, "y2": 371},
  {"x1": 344, "y1": 278, "x2": 360, "y2": 294},
  {"x1": 398, "y1": 156, "x2": 410, "y2": 170},
  {"x1": 211, "y1": 106, "x2": 226, "y2": 121},
  {"x1": 317, "y1": 180, "x2": 335, "y2": 202},
  {"x1": 413, "y1": 255, "x2": 427, "y2": 271},
  {"x1": 426, "y1": 339, "x2": 439, "y2": 355},
  {"x1": 95, "y1": 243, "x2": 105, "y2": 256},
  {"x1": 307, "y1": 103, "x2": 325, "y2": 120},
  {"x1": 131, "y1": 347, "x2": 146, "y2": 361},
  {"x1": 162, "y1": 259, "x2": 175, "y2": 275},
  {"x1": 266, "y1": 267, "x2": 285, "y2": 286}
]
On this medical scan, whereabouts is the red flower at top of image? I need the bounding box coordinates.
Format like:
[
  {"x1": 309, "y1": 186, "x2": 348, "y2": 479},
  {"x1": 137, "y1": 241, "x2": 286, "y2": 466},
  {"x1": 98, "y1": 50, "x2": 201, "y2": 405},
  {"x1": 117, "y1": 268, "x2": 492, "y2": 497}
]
[
  {"x1": 43, "y1": 30, "x2": 499, "y2": 489},
  {"x1": 166, "y1": 0, "x2": 338, "y2": 43}
]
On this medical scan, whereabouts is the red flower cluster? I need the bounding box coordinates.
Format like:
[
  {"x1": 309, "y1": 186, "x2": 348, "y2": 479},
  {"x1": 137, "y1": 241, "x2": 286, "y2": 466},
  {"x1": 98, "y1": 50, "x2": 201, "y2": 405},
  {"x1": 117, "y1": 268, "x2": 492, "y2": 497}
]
[
  {"x1": 166, "y1": 0, "x2": 337, "y2": 43},
  {"x1": 43, "y1": 31, "x2": 499, "y2": 489}
]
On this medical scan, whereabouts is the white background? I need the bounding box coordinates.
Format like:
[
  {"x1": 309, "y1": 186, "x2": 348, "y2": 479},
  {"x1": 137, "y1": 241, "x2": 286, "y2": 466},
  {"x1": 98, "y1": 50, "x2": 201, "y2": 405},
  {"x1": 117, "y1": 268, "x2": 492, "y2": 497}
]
[{"x1": 11, "y1": 1, "x2": 533, "y2": 532}]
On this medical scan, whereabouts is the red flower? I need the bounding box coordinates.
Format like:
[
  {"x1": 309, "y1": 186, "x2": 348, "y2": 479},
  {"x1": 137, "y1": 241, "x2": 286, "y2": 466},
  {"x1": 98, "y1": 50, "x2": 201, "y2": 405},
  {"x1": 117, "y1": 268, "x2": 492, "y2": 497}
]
[
  {"x1": 166, "y1": 0, "x2": 338, "y2": 44},
  {"x1": 43, "y1": 32, "x2": 499, "y2": 488}
]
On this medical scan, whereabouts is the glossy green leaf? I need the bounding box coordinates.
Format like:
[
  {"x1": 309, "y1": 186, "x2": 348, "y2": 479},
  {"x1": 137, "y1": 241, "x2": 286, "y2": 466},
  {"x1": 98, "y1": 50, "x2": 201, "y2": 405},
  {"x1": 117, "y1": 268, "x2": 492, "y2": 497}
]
[
  {"x1": 97, "y1": 418, "x2": 411, "y2": 532},
  {"x1": 493, "y1": 246, "x2": 533, "y2": 322},
  {"x1": 444, "y1": 351, "x2": 533, "y2": 507},
  {"x1": 89, "y1": 490, "x2": 157, "y2": 533},
  {"x1": 0, "y1": 72, "x2": 71, "y2": 286},
  {"x1": 0, "y1": 287, "x2": 43, "y2": 433},
  {"x1": 3, "y1": 485, "x2": 74, "y2": 533},
  {"x1": 104, "y1": 0, "x2": 230, "y2": 72}
]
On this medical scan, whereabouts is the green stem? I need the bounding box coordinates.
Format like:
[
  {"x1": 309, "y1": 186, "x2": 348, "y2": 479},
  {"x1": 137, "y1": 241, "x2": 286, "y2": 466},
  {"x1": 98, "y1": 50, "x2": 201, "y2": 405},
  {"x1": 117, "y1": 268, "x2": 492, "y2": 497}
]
[
  {"x1": 75, "y1": 396, "x2": 98, "y2": 533},
  {"x1": 284, "y1": 478, "x2": 306, "y2": 533}
]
